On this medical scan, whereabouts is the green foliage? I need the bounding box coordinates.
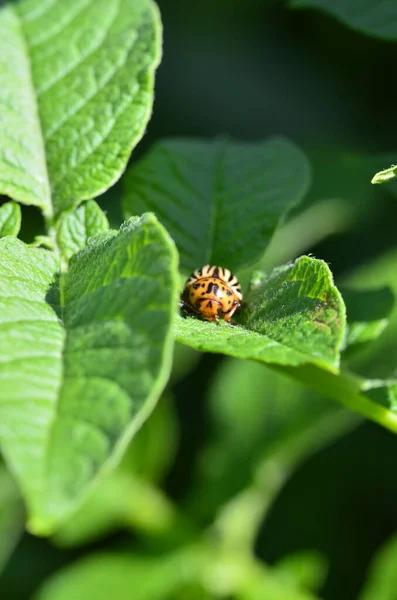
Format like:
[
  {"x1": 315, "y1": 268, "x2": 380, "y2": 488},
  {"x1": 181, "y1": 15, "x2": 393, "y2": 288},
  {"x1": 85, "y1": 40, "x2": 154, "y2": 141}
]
[
  {"x1": 0, "y1": 214, "x2": 178, "y2": 534},
  {"x1": 57, "y1": 200, "x2": 109, "y2": 262},
  {"x1": 0, "y1": 201, "x2": 21, "y2": 237},
  {"x1": 289, "y1": 0, "x2": 397, "y2": 40},
  {"x1": 1, "y1": 0, "x2": 397, "y2": 597},
  {"x1": 123, "y1": 138, "x2": 310, "y2": 273},
  {"x1": 0, "y1": 0, "x2": 161, "y2": 218}
]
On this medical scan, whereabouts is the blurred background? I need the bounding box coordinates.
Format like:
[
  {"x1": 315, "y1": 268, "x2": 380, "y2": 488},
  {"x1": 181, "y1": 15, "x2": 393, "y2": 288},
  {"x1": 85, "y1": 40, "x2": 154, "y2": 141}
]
[{"x1": 3, "y1": 0, "x2": 397, "y2": 598}]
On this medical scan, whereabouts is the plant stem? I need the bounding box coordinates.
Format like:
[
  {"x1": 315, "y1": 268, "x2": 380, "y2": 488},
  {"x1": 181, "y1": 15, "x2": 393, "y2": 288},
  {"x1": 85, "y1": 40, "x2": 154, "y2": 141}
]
[{"x1": 282, "y1": 364, "x2": 397, "y2": 434}]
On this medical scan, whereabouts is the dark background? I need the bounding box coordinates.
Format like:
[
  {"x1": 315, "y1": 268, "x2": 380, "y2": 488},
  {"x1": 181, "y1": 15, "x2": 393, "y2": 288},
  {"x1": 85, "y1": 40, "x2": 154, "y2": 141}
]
[{"x1": 3, "y1": 1, "x2": 397, "y2": 599}]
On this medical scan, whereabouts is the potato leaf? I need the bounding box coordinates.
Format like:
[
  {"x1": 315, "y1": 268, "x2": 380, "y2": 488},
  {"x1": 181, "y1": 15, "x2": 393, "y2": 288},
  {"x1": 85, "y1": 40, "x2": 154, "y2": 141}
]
[
  {"x1": 123, "y1": 137, "x2": 310, "y2": 273},
  {"x1": 0, "y1": 0, "x2": 161, "y2": 218},
  {"x1": 0, "y1": 213, "x2": 178, "y2": 534}
]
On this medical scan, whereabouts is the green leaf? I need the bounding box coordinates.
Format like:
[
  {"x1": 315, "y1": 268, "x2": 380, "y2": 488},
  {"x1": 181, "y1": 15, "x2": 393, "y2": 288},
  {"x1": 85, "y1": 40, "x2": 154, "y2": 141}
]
[
  {"x1": 0, "y1": 0, "x2": 161, "y2": 218},
  {"x1": 0, "y1": 213, "x2": 178, "y2": 534},
  {"x1": 372, "y1": 164, "x2": 397, "y2": 184},
  {"x1": 53, "y1": 394, "x2": 179, "y2": 547},
  {"x1": 57, "y1": 200, "x2": 109, "y2": 262},
  {"x1": 342, "y1": 286, "x2": 395, "y2": 349},
  {"x1": 289, "y1": 0, "x2": 397, "y2": 41},
  {"x1": 0, "y1": 201, "x2": 21, "y2": 237},
  {"x1": 34, "y1": 551, "x2": 199, "y2": 600},
  {"x1": 359, "y1": 534, "x2": 397, "y2": 600},
  {"x1": 177, "y1": 256, "x2": 345, "y2": 372},
  {"x1": 123, "y1": 137, "x2": 310, "y2": 273}
]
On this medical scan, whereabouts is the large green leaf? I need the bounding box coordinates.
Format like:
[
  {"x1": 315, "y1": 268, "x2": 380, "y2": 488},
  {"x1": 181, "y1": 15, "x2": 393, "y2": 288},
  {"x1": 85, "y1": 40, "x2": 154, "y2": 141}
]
[
  {"x1": 289, "y1": 0, "x2": 397, "y2": 41},
  {"x1": 123, "y1": 137, "x2": 310, "y2": 273},
  {"x1": 0, "y1": 213, "x2": 178, "y2": 534},
  {"x1": 0, "y1": 0, "x2": 161, "y2": 218},
  {"x1": 177, "y1": 256, "x2": 345, "y2": 372},
  {"x1": 0, "y1": 201, "x2": 21, "y2": 237}
]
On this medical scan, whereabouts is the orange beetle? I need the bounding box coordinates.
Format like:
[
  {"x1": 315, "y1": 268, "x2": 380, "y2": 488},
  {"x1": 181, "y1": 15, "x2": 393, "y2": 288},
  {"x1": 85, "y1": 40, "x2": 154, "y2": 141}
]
[{"x1": 180, "y1": 265, "x2": 242, "y2": 323}]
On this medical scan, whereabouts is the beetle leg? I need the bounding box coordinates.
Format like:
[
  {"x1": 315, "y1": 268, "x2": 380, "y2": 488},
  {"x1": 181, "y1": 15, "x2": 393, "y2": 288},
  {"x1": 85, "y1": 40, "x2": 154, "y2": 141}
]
[{"x1": 224, "y1": 302, "x2": 241, "y2": 325}]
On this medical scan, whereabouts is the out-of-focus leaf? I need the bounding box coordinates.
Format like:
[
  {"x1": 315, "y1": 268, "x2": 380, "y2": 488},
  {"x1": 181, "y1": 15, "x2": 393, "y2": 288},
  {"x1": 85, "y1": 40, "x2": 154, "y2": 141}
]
[
  {"x1": 57, "y1": 200, "x2": 109, "y2": 262},
  {"x1": 343, "y1": 250, "x2": 397, "y2": 379},
  {"x1": 0, "y1": 201, "x2": 21, "y2": 237},
  {"x1": 289, "y1": 0, "x2": 397, "y2": 41},
  {"x1": 53, "y1": 472, "x2": 176, "y2": 548},
  {"x1": 118, "y1": 393, "x2": 178, "y2": 483},
  {"x1": 238, "y1": 562, "x2": 321, "y2": 600},
  {"x1": 123, "y1": 137, "x2": 310, "y2": 273},
  {"x1": 274, "y1": 550, "x2": 328, "y2": 595},
  {"x1": 34, "y1": 551, "x2": 200, "y2": 600},
  {"x1": 341, "y1": 287, "x2": 395, "y2": 349},
  {"x1": 188, "y1": 358, "x2": 358, "y2": 522},
  {"x1": 0, "y1": 0, "x2": 161, "y2": 217},
  {"x1": 258, "y1": 198, "x2": 353, "y2": 273},
  {"x1": 358, "y1": 534, "x2": 397, "y2": 600}
]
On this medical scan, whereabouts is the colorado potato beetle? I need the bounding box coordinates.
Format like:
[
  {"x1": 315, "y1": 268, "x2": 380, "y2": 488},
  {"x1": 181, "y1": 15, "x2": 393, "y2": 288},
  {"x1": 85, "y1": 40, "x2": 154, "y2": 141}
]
[{"x1": 180, "y1": 265, "x2": 243, "y2": 323}]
